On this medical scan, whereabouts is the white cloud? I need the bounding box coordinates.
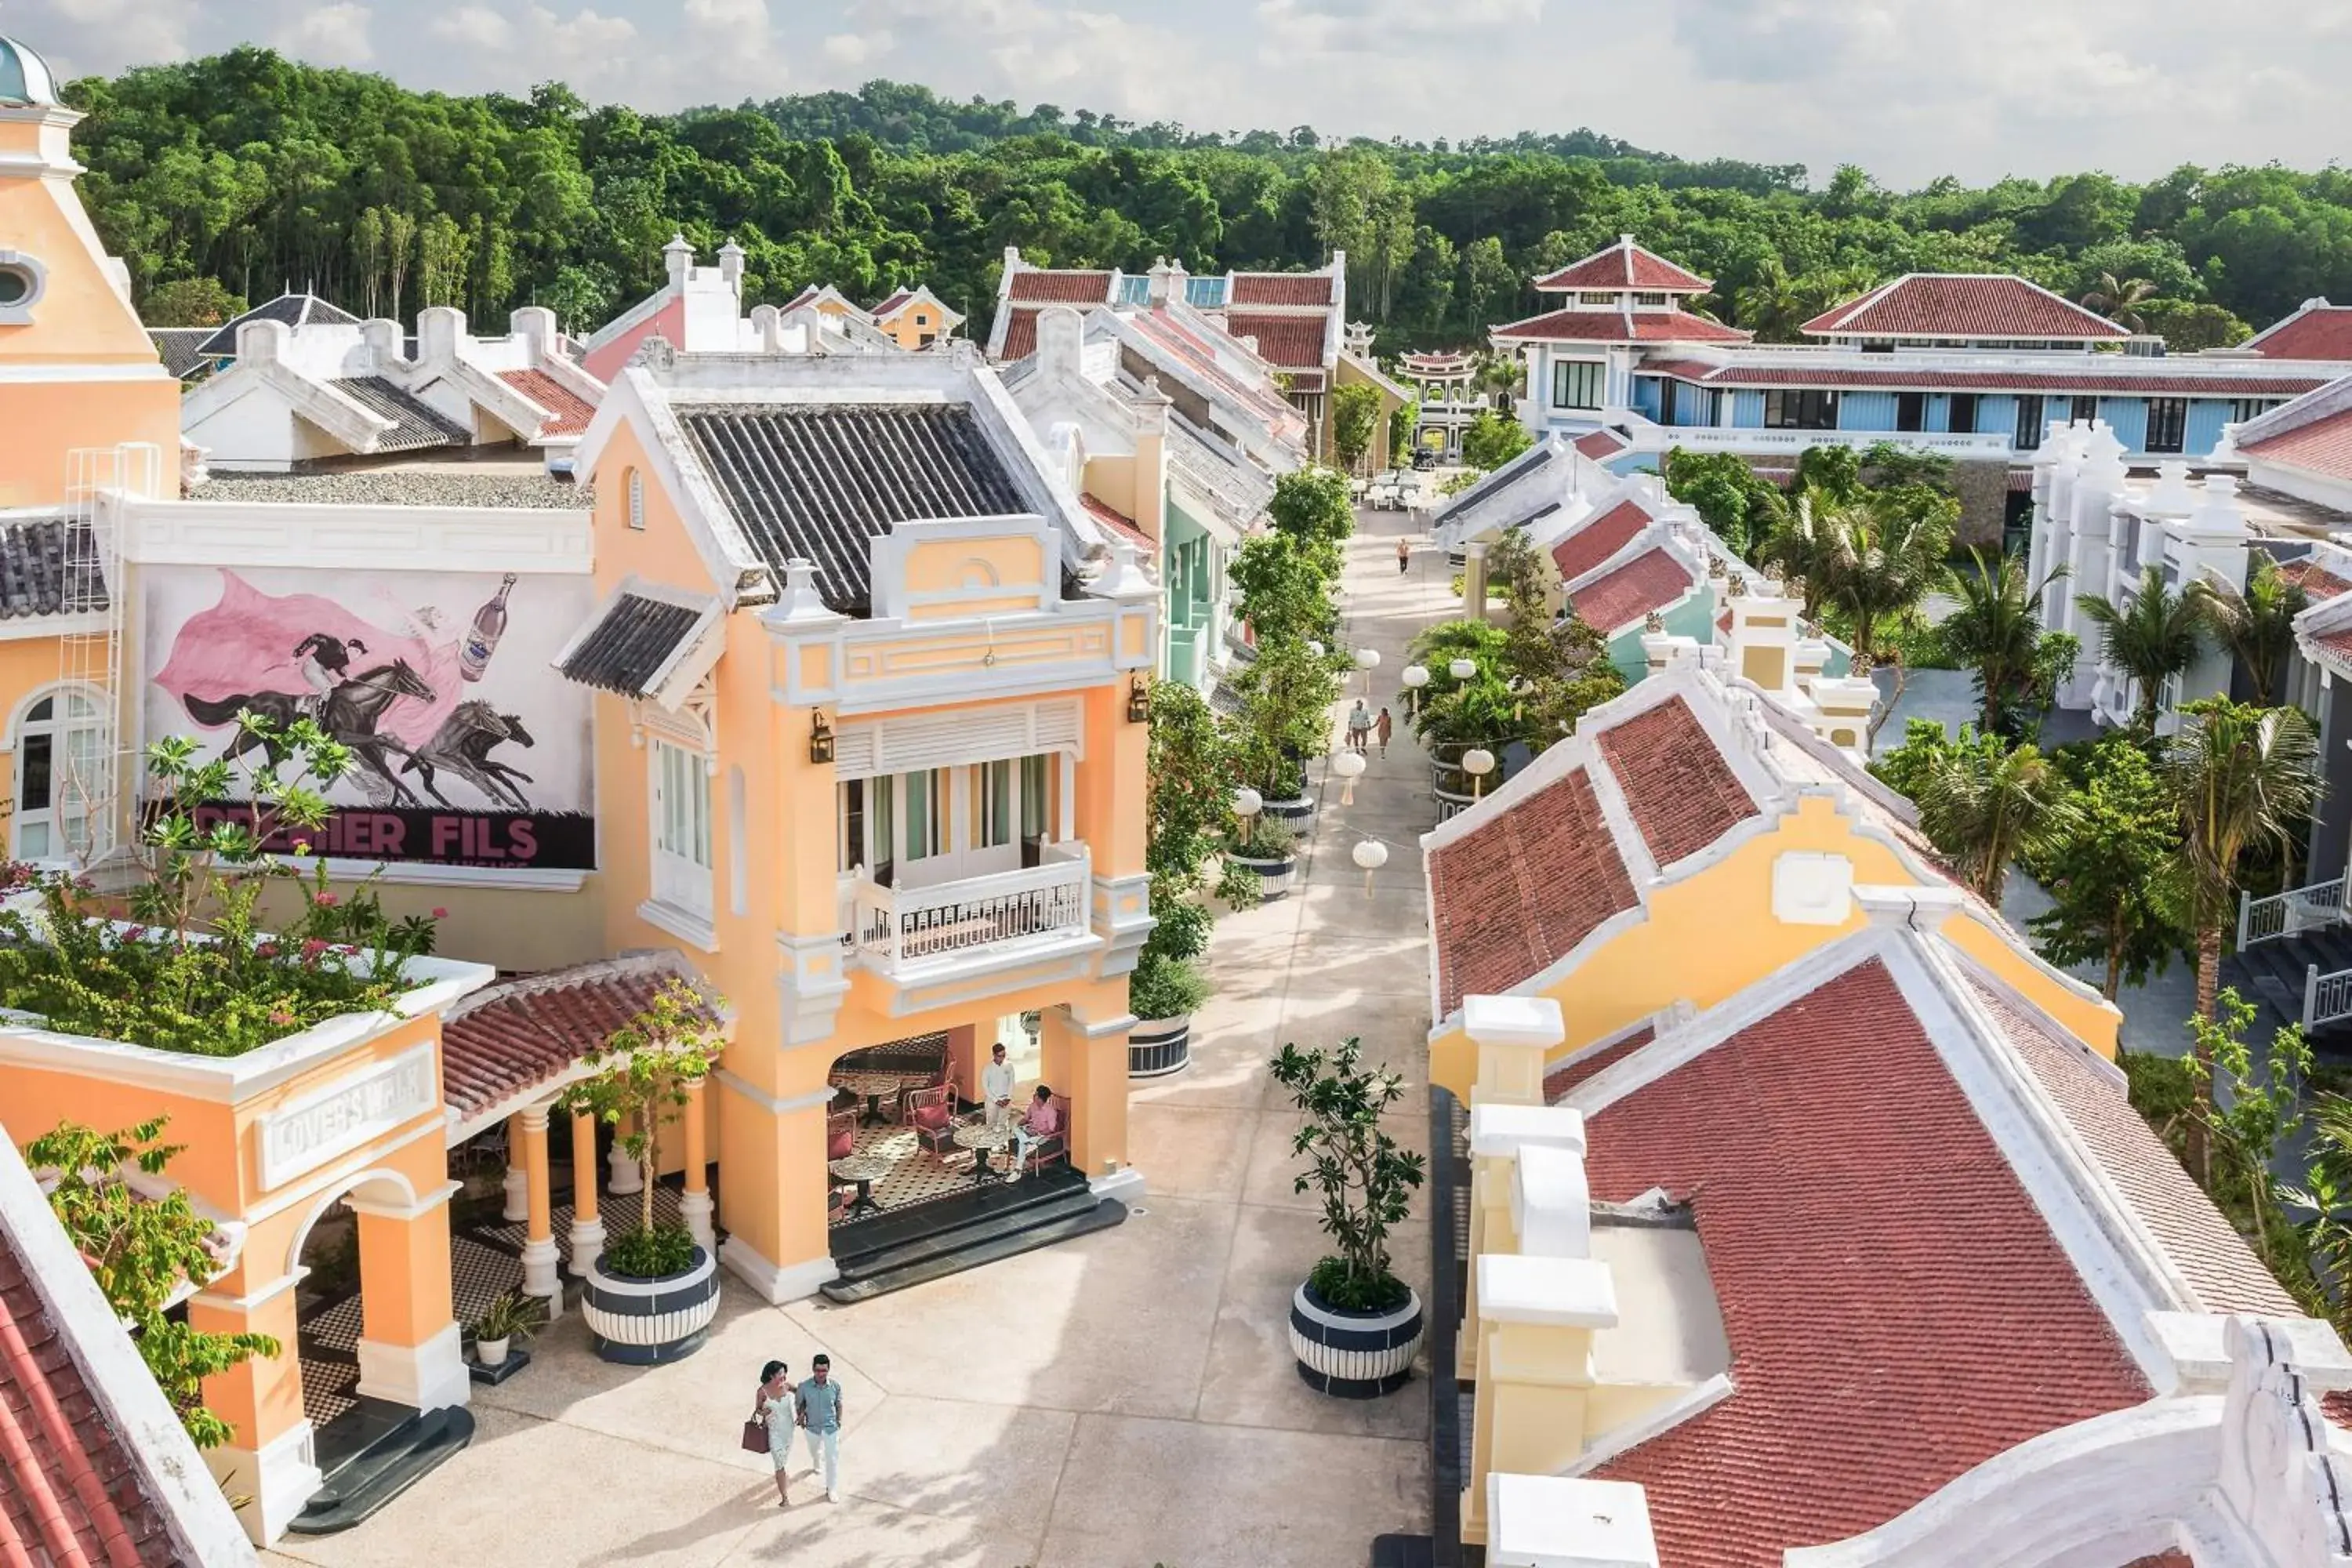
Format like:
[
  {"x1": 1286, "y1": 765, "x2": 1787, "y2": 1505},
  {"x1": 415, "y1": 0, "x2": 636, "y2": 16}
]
[
  {"x1": 277, "y1": 1, "x2": 376, "y2": 67},
  {"x1": 822, "y1": 30, "x2": 893, "y2": 66},
  {"x1": 428, "y1": 5, "x2": 515, "y2": 49}
]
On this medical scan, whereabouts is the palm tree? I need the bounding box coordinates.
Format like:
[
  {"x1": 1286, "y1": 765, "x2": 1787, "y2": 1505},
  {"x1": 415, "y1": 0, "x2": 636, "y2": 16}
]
[
  {"x1": 2081, "y1": 271, "x2": 2157, "y2": 332},
  {"x1": 1911, "y1": 732, "x2": 2080, "y2": 905},
  {"x1": 2076, "y1": 565, "x2": 2212, "y2": 731},
  {"x1": 2161, "y1": 699, "x2": 2323, "y2": 1175},
  {"x1": 1810, "y1": 488, "x2": 1957, "y2": 746},
  {"x1": 1938, "y1": 547, "x2": 2066, "y2": 735},
  {"x1": 2192, "y1": 556, "x2": 2308, "y2": 706},
  {"x1": 1733, "y1": 259, "x2": 1806, "y2": 343}
]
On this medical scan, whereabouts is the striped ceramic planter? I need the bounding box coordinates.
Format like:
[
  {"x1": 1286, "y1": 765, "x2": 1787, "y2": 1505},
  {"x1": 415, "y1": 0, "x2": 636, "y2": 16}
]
[
  {"x1": 1128, "y1": 1014, "x2": 1192, "y2": 1078},
  {"x1": 582, "y1": 1247, "x2": 720, "y2": 1367},
  {"x1": 1261, "y1": 793, "x2": 1316, "y2": 826},
  {"x1": 1229, "y1": 853, "x2": 1296, "y2": 900},
  {"x1": 1288, "y1": 1279, "x2": 1423, "y2": 1399}
]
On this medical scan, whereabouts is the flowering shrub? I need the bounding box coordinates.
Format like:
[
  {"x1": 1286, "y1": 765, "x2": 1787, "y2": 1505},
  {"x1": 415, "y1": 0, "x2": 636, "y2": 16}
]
[{"x1": 0, "y1": 716, "x2": 437, "y2": 1056}]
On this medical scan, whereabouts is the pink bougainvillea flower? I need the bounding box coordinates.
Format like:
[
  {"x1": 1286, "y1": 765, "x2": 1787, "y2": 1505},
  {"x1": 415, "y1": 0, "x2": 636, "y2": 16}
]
[
  {"x1": 431, "y1": 907, "x2": 449, "y2": 920},
  {"x1": 267, "y1": 1007, "x2": 296, "y2": 1028},
  {"x1": 312, "y1": 892, "x2": 339, "y2": 908}
]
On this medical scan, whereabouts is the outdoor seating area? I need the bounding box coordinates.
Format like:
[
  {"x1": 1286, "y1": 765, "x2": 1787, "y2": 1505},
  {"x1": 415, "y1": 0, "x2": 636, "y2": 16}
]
[{"x1": 823, "y1": 1035, "x2": 1073, "y2": 1229}]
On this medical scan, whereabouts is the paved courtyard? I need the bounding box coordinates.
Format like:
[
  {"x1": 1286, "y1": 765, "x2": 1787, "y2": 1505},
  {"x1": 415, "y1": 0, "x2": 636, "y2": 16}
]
[{"x1": 265, "y1": 516, "x2": 1451, "y2": 1568}]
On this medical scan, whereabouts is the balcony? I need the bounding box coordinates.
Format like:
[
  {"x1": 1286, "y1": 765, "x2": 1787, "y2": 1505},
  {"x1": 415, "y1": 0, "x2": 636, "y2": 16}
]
[
  {"x1": 848, "y1": 844, "x2": 1102, "y2": 1013},
  {"x1": 1621, "y1": 423, "x2": 2014, "y2": 459}
]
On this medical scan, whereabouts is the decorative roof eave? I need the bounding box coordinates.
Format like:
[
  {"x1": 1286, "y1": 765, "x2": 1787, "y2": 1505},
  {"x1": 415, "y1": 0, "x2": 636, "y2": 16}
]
[{"x1": 550, "y1": 574, "x2": 727, "y2": 707}]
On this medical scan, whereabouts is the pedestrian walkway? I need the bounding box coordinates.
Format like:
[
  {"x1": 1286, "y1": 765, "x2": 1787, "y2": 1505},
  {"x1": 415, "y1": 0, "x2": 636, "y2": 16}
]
[{"x1": 262, "y1": 514, "x2": 1459, "y2": 1568}]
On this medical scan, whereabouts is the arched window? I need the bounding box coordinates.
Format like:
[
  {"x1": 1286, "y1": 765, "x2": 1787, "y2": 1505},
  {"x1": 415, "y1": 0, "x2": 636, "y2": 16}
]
[
  {"x1": 12, "y1": 688, "x2": 107, "y2": 862},
  {"x1": 626, "y1": 468, "x2": 645, "y2": 531}
]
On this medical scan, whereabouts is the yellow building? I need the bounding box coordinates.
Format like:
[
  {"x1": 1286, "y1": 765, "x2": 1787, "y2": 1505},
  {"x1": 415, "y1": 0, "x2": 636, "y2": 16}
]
[{"x1": 867, "y1": 284, "x2": 964, "y2": 349}]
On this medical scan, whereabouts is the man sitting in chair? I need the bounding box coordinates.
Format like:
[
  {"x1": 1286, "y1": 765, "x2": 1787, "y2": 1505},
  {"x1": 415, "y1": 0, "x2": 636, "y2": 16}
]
[
  {"x1": 1007, "y1": 1083, "x2": 1060, "y2": 1180},
  {"x1": 982, "y1": 1040, "x2": 1017, "y2": 1129}
]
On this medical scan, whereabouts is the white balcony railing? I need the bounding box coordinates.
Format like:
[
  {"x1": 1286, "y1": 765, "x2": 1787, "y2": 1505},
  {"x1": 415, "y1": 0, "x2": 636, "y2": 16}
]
[
  {"x1": 2309, "y1": 964, "x2": 2352, "y2": 1031},
  {"x1": 2239, "y1": 877, "x2": 2345, "y2": 948},
  {"x1": 851, "y1": 844, "x2": 1093, "y2": 977},
  {"x1": 1623, "y1": 425, "x2": 2015, "y2": 459}
]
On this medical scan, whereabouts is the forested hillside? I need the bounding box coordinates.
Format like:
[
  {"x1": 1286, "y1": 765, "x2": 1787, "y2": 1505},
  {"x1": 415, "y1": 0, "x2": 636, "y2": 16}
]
[{"x1": 65, "y1": 48, "x2": 2352, "y2": 351}]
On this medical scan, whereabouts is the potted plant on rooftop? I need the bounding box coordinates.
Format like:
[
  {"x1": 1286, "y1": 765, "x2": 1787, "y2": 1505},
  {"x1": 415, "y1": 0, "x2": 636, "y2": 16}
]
[
  {"x1": 561, "y1": 977, "x2": 726, "y2": 1367},
  {"x1": 1269, "y1": 1036, "x2": 1428, "y2": 1398}
]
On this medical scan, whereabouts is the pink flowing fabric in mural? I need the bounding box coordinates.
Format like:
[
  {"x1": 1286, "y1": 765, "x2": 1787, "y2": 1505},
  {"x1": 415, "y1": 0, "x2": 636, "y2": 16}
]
[{"x1": 151, "y1": 571, "x2": 464, "y2": 749}]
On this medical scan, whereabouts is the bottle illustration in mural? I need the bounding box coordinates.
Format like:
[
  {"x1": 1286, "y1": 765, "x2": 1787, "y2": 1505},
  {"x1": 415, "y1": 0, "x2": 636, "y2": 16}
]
[{"x1": 459, "y1": 575, "x2": 517, "y2": 682}]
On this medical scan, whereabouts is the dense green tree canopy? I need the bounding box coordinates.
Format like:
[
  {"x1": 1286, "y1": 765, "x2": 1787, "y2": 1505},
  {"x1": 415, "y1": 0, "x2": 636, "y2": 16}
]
[{"x1": 62, "y1": 55, "x2": 2352, "y2": 346}]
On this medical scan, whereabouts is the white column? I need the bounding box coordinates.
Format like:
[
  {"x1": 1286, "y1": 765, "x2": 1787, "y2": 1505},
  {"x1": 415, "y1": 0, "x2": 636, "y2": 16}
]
[{"x1": 606, "y1": 1107, "x2": 643, "y2": 1196}]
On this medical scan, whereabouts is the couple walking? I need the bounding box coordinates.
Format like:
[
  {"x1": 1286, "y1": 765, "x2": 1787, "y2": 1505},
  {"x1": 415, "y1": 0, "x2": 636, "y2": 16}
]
[{"x1": 752, "y1": 1354, "x2": 844, "y2": 1507}]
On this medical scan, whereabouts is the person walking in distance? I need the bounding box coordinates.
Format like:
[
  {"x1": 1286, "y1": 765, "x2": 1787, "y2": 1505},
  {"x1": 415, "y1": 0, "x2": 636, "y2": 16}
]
[
  {"x1": 797, "y1": 1355, "x2": 844, "y2": 1502},
  {"x1": 1396, "y1": 536, "x2": 1410, "y2": 575},
  {"x1": 1376, "y1": 706, "x2": 1394, "y2": 758},
  {"x1": 1346, "y1": 698, "x2": 1372, "y2": 753},
  {"x1": 753, "y1": 1360, "x2": 793, "y2": 1507}
]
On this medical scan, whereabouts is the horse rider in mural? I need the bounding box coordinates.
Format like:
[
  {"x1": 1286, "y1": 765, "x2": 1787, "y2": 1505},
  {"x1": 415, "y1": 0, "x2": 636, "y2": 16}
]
[{"x1": 292, "y1": 633, "x2": 369, "y2": 720}]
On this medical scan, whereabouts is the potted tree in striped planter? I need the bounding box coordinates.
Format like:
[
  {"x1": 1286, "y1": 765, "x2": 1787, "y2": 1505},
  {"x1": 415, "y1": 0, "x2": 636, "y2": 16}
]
[
  {"x1": 561, "y1": 978, "x2": 725, "y2": 1366},
  {"x1": 1270, "y1": 1037, "x2": 1428, "y2": 1398}
]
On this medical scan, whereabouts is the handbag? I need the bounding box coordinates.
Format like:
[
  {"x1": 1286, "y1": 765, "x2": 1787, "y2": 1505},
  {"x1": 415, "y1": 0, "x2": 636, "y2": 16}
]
[{"x1": 741, "y1": 1414, "x2": 770, "y2": 1454}]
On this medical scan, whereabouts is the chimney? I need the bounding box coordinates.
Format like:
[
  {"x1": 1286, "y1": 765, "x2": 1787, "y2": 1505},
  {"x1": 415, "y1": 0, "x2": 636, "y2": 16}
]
[
  {"x1": 509, "y1": 305, "x2": 557, "y2": 360},
  {"x1": 416, "y1": 305, "x2": 465, "y2": 367},
  {"x1": 1146, "y1": 255, "x2": 1181, "y2": 306},
  {"x1": 718, "y1": 238, "x2": 746, "y2": 292},
  {"x1": 663, "y1": 232, "x2": 694, "y2": 289},
  {"x1": 1035, "y1": 304, "x2": 1086, "y2": 372},
  {"x1": 360, "y1": 318, "x2": 403, "y2": 369},
  {"x1": 236, "y1": 317, "x2": 288, "y2": 365}
]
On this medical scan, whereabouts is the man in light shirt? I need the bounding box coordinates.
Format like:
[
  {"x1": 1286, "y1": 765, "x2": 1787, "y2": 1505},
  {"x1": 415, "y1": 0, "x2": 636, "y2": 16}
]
[{"x1": 981, "y1": 1040, "x2": 1017, "y2": 1129}]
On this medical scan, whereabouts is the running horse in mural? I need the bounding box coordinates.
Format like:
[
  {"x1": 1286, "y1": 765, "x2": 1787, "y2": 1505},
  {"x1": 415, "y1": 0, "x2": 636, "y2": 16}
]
[
  {"x1": 400, "y1": 702, "x2": 536, "y2": 811},
  {"x1": 180, "y1": 659, "x2": 438, "y2": 806}
]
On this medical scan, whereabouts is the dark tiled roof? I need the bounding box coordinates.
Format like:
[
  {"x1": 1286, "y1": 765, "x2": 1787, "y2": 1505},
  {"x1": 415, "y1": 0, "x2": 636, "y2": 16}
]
[
  {"x1": 0, "y1": 519, "x2": 107, "y2": 620},
  {"x1": 1229, "y1": 273, "x2": 1334, "y2": 307},
  {"x1": 1595, "y1": 695, "x2": 1757, "y2": 866},
  {"x1": 145, "y1": 327, "x2": 216, "y2": 379},
  {"x1": 194, "y1": 291, "x2": 360, "y2": 358},
  {"x1": 1801, "y1": 274, "x2": 2130, "y2": 340},
  {"x1": 1430, "y1": 440, "x2": 1554, "y2": 528},
  {"x1": 441, "y1": 955, "x2": 714, "y2": 1118},
  {"x1": 558, "y1": 593, "x2": 706, "y2": 696},
  {"x1": 1581, "y1": 960, "x2": 2151, "y2": 1568},
  {"x1": 330, "y1": 376, "x2": 470, "y2": 452},
  {"x1": 1221, "y1": 312, "x2": 1327, "y2": 369},
  {"x1": 677, "y1": 404, "x2": 1029, "y2": 615},
  {"x1": 498, "y1": 368, "x2": 597, "y2": 437},
  {"x1": 0, "y1": 1225, "x2": 183, "y2": 1567}
]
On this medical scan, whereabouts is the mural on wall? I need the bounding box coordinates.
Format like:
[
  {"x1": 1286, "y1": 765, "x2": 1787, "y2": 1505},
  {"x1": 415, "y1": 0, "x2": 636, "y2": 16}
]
[{"x1": 145, "y1": 567, "x2": 596, "y2": 869}]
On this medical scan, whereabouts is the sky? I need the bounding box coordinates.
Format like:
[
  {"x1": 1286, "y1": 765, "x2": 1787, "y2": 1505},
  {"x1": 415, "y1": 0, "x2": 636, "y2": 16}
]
[{"x1": 9, "y1": 0, "x2": 2348, "y2": 188}]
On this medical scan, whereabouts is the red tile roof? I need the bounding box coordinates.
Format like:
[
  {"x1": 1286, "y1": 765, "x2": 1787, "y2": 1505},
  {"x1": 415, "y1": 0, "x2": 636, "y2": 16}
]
[
  {"x1": 1582, "y1": 960, "x2": 2152, "y2": 1568},
  {"x1": 1128, "y1": 307, "x2": 1304, "y2": 434},
  {"x1": 1548, "y1": 499, "x2": 1650, "y2": 584},
  {"x1": 1569, "y1": 546, "x2": 1699, "y2": 633},
  {"x1": 1229, "y1": 273, "x2": 1334, "y2": 307},
  {"x1": 0, "y1": 1228, "x2": 179, "y2": 1567},
  {"x1": 1574, "y1": 429, "x2": 1630, "y2": 459},
  {"x1": 2245, "y1": 303, "x2": 2352, "y2": 361},
  {"x1": 999, "y1": 307, "x2": 1043, "y2": 361},
  {"x1": 1533, "y1": 238, "x2": 1711, "y2": 294},
  {"x1": 1007, "y1": 270, "x2": 1113, "y2": 304},
  {"x1": 1642, "y1": 362, "x2": 2329, "y2": 397},
  {"x1": 1542, "y1": 1025, "x2": 1654, "y2": 1103},
  {"x1": 2279, "y1": 558, "x2": 2352, "y2": 601},
  {"x1": 1596, "y1": 695, "x2": 1757, "y2": 866},
  {"x1": 871, "y1": 289, "x2": 914, "y2": 318},
  {"x1": 498, "y1": 368, "x2": 597, "y2": 437},
  {"x1": 1802, "y1": 274, "x2": 2131, "y2": 341},
  {"x1": 441, "y1": 955, "x2": 714, "y2": 1117},
  {"x1": 1221, "y1": 311, "x2": 1329, "y2": 369},
  {"x1": 1428, "y1": 765, "x2": 1637, "y2": 1016},
  {"x1": 1493, "y1": 309, "x2": 1749, "y2": 346},
  {"x1": 1080, "y1": 492, "x2": 1154, "y2": 554},
  {"x1": 2241, "y1": 406, "x2": 2352, "y2": 482},
  {"x1": 1965, "y1": 973, "x2": 2297, "y2": 1316}
]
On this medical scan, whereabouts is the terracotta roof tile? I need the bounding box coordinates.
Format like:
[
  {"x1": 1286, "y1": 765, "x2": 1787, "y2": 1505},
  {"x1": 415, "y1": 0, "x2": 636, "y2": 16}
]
[
  {"x1": 1595, "y1": 695, "x2": 1756, "y2": 866},
  {"x1": 1428, "y1": 765, "x2": 1637, "y2": 1016},
  {"x1": 1574, "y1": 428, "x2": 1629, "y2": 459},
  {"x1": 1640, "y1": 362, "x2": 2327, "y2": 397},
  {"x1": 871, "y1": 289, "x2": 914, "y2": 318},
  {"x1": 1965, "y1": 973, "x2": 2297, "y2": 1315},
  {"x1": 2245, "y1": 303, "x2": 2352, "y2": 361},
  {"x1": 1229, "y1": 273, "x2": 1334, "y2": 307},
  {"x1": 1548, "y1": 499, "x2": 1650, "y2": 585},
  {"x1": 1007, "y1": 270, "x2": 1113, "y2": 304},
  {"x1": 1000, "y1": 307, "x2": 1042, "y2": 361},
  {"x1": 441, "y1": 955, "x2": 713, "y2": 1117},
  {"x1": 1533, "y1": 238, "x2": 1711, "y2": 294},
  {"x1": 2241, "y1": 406, "x2": 2352, "y2": 482},
  {"x1": 1568, "y1": 546, "x2": 1699, "y2": 633},
  {"x1": 1221, "y1": 311, "x2": 1329, "y2": 369},
  {"x1": 1802, "y1": 274, "x2": 2131, "y2": 340},
  {"x1": 1493, "y1": 309, "x2": 1749, "y2": 345},
  {"x1": 1542, "y1": 1026, "x2": 1653, "y2": 1102},
  {"x1": 497, "y1": 368, "x2": 597, "y2": 437},
  {"x1": 0, "y1": 1229, "x2": 180, "y2": 1567},
  {"x1": 1080, "y1": 493, "x2": 1154, "y2": 554},
  {"x1": 2118, "y1": 1555, "x2": 2194, "y2": 1568},
  {"x1": 1584, "y1": 960, "x2": 2151, "y2": 1568},
  {"x1": 2279, "y1": 558, "x2": 2352, "y2": 601}
]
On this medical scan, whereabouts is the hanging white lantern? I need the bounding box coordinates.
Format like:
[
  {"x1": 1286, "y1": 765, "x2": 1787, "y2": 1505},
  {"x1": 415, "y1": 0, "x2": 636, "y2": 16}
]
[
  {"x1": 1332, "y1": 748, "x2": 1367, "y2": 805},
  {"x1": 1233, "y1": 786, "x2": 1264, "y2": 819},
  {"x1": 1351, "y1": 837, "x2": 1390, "y2": 897},
  {"x1": 1307, "y1": 639, "x2": 1326, "y2": 658},
  {"x1": 1355, "y1": 648, "x2": 1381, "y2": 670},
  {"x1": 1462, "y1": 747, "x2": 1496, "y2": 800},
  {"x1": 1449, "y1": 657, "x2": 1477, "y2": 681},
  {"x1": 1400, "y1": 663, "x2": 1430, "y2": 689}
]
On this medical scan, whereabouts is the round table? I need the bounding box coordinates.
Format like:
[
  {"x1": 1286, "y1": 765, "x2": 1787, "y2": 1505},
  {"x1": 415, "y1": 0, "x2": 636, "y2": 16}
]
[
  {"x1": 950, "y1": 1120, "x2": 1018, "y2": 1186},
  {"x1": 828, "y1": 1153, "x2": 895, "y2": 1218},
  {"x1": 832, "y1": 1070, "x2": 918, "y2": 1127}
]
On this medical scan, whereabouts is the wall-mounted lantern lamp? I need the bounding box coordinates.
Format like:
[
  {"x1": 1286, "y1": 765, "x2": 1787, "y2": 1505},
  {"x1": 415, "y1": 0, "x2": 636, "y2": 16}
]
[
  {"x1": 809, "y1": 709, "x2": 835, "y2": 764},
  {"x1": 1127, "y1": 673, "x2": 1152, "y2": 724}
]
